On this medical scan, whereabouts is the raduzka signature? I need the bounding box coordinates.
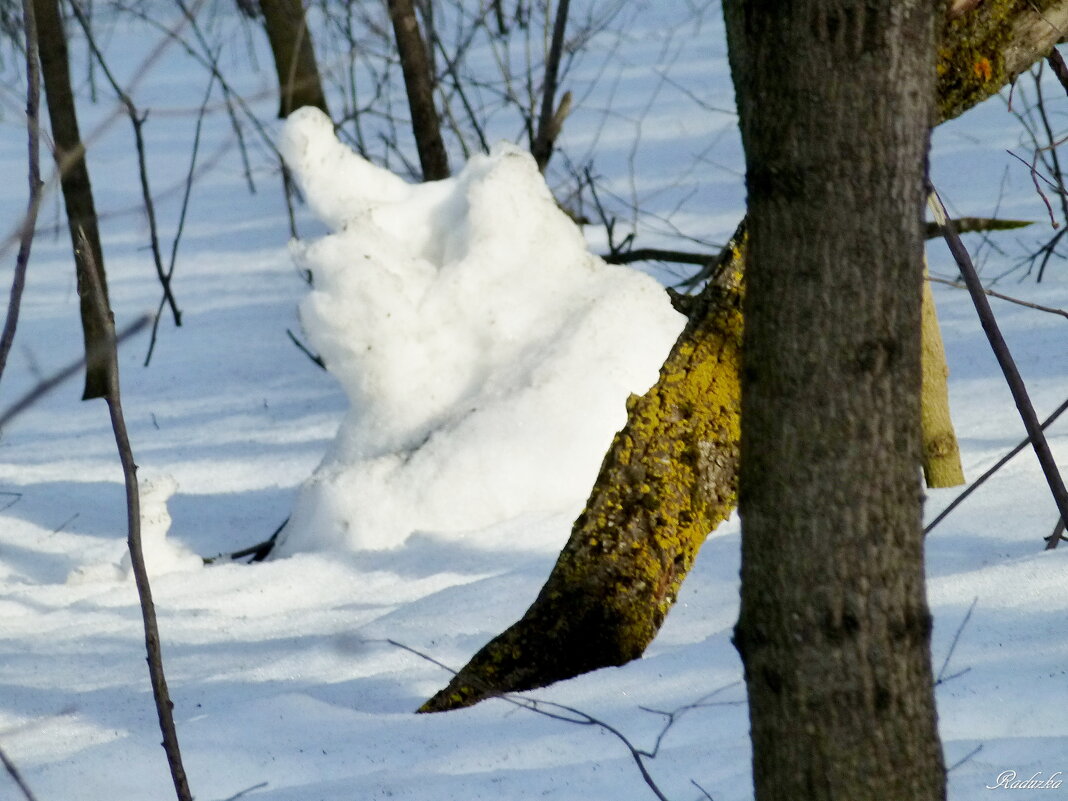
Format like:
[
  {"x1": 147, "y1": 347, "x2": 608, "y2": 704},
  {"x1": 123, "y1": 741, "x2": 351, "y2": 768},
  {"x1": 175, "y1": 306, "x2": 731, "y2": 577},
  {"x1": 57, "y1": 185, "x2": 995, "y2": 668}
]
[{"x1": 987, "y1": 771, "x2": 1063, "y2": 790}]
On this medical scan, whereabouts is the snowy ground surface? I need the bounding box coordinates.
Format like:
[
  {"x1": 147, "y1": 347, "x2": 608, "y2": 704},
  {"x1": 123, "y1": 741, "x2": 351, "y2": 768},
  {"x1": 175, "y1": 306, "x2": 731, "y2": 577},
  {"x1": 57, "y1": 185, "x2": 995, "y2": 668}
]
[{"x1": 0, "y1": 3, "x2": 1066, "y2": 800}]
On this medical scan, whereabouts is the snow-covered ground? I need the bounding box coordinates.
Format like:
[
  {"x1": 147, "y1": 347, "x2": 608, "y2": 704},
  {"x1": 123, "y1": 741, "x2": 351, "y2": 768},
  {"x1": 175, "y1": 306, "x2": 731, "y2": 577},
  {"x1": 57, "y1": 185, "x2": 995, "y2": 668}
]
[{"x1": 0, "y1": 3, "x2": 1066, "y2": 800}]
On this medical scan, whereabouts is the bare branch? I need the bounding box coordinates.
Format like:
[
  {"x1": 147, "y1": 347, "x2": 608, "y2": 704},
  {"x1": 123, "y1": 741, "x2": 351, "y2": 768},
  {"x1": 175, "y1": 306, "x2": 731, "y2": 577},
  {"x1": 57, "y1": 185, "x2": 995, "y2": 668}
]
[
  {"x1": 924, "y1": 393, "x2": 1068, "y2": 535},
  {"x1": 0, "y1": 740, "x2": 39, "y2": 801},
  {"x1": 79, "y1": 231, "x2": 193, "y2": 801},
  {"x1": 67, "y1": 0, "x2": 182, "y2": 329},
  {"x1": 0, "y1": 0, "x2": 44, "y2": 387},
  {"x1": 928, "y1": 187, "x2": 1068, "y2": 548},
  {"x1": 0, "y1": 315, "x2": 150, "y2": 430},
  {"x1": 926, "y1": 275, "x2": 1068, "y2": 319},
  {"x1": 531, "y1": 0, "x2": 570, "y2": 171}
]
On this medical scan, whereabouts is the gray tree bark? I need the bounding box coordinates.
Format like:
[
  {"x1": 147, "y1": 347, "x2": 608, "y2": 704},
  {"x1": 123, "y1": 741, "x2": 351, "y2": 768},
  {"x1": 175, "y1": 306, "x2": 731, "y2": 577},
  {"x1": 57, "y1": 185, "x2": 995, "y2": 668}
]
[{"x1": 724, "y1": 2, "x2": 945, "y2": 799}]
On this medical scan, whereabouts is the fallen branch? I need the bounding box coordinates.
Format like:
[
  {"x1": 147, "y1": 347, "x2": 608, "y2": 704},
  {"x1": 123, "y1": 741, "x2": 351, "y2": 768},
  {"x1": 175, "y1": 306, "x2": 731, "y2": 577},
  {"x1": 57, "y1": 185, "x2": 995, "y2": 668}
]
[
  {"x1": 203, "y1": 517, "x2": 288, "y2": 564},
  {"x1": 928, "y1": 187, "x2": 1068, "y2": 549}
]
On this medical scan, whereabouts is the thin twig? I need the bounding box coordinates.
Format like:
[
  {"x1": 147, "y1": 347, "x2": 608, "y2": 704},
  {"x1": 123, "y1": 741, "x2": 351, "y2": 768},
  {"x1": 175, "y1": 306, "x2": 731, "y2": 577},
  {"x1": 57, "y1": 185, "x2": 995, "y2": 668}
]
[
  {"x1": 215, "y1": 782, "x2": 269, "y2": 801},
  {"x1": 0, "y1": 315, "x2": 150, "y2": 430},
  {"x1": 145, "y1": 70, "x2": 217, "y2": 366},
  {"x1": 1007, "y1": 148, "x2": 1060, "y2": 229},
  {"x1": 927, "y1": 187, "x2": 1068, "y2": 549},
  {"x1": 67, "y1": 0, "x2": 181, "y2": 328},
  {"x1": 1031, "y1": 63, "x2": 1068, "y2": 280},
  {"x1": 0, "y1": 0, "x2": 209, "y2": 269},
  {"x1": 386, "y1": 638, "x2": 736, "y2": 801},
  {"x1": 947, "y1": 743, "x2": 984, "y2": 773},
  {"x1": 0, "y1": 740, "x2": 39, "y2": 801},
  {"x1": 285, "y1": 328, "x2": 326, "y2": 369},
  {"x1": 935, "y1": 597, "x2": 977, "y2": 685},
  {"x1": 79, "y1": 232, "x2": 192, "y2": 801},
  {"x1": 926, "y1": 275, "x2": 1068, "y2": 320},
  {"x1": 0, "y1": 0, "x2": 43, "y2": 387},
  {"x1": 925, "y1": 394, "x2": 1068, "y2": 535}
]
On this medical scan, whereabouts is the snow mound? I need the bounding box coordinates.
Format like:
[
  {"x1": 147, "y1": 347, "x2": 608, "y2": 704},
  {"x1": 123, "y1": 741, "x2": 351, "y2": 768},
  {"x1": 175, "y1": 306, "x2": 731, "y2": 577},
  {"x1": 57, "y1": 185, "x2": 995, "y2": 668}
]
[
  {"x1": 277, "y1": 107, "x2": 686, "y2": 551},
  {"x1": 67, "y1": 474, "x2": 202, "y2": 583}
]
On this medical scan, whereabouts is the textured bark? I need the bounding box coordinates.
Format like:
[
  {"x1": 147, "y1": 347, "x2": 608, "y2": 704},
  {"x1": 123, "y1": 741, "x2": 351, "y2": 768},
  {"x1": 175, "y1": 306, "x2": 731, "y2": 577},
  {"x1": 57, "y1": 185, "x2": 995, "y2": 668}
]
[
  {"x1": 938, "y1": 0, "x2": 1068, "y2": 122},
  {"x1": 34, "y1": 0, "x2": 111, "y2": 400},
  {"x1": 421, "y1": 227, "x2": 745, "y2": 713},
  {"x1": 725, "y1": 2, "x2": 945, "y2": 799},
  {"x1": 420, "y1": 0, "x2": 1068, "y2": 714},
  {"x1": 921, "y1": 261, "x2": 965, "y2": 487},
  {"x1": 387, "y1": 0, "x2": 450, "y2": 181},
  {"x1": 259, "y1": 0, "x2": 330, "y2": 118}
]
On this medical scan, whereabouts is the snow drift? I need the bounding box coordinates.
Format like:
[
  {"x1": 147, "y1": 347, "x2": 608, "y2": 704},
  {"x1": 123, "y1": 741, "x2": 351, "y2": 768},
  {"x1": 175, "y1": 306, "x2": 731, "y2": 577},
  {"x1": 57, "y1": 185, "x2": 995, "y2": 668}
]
[{"x1": 276, "y1": 107, "x2": 686, "y2": 551}]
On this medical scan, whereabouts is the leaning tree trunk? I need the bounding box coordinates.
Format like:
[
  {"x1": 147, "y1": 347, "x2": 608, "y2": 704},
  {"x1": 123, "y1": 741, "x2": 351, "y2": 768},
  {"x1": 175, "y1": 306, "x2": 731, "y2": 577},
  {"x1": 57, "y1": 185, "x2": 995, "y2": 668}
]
[
  {"x1": 34, "y1": 0, "x2": 113, "y2": 400},
  {"x1": 258, "y1": 0, "x2": 330, "y2": 118},
  {"x1": 725, "y1": 1, "x2": 945, "y2": 798},
  {"x1": 421, "y1": 0, "x2": 1068, "y2": 713},
  {"x1": 421, "y1": 225, "x2": 746, "y2": 712}
]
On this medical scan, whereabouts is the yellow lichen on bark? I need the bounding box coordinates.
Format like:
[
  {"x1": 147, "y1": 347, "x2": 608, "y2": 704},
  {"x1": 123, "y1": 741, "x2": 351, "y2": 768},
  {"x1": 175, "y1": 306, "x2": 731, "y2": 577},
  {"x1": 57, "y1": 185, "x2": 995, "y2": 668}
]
[
  {"x1": 420, "y1": 2, "x2": 1068, "y2": 712},
  {"x1": 419, "y1": 229, "x2": 746, "y2": 713},
  {"x1": 920, "y1": 260, "x2": 965, "y2": 488},
  {"x1": 937, "y1": 0, "x2": 1067, "y2": 123}
]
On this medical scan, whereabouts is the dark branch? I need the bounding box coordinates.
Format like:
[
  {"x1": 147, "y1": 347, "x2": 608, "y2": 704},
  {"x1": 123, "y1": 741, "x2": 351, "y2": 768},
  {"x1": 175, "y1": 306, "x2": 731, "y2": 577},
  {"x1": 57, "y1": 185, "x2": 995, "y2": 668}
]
[
  {"x1": 928, "y1": 187, "x2": 1068, "y2": 548},
  {"x1": 0, "y1": 0, "x2": 44, "y2": 387}
]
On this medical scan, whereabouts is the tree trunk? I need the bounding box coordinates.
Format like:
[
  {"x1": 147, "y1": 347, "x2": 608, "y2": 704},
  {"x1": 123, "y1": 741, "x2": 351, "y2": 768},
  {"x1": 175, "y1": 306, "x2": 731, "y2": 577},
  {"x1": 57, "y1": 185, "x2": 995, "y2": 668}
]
[
  {"x1": 420, "y1": 0, "x2": 1068, "y2": 714},
  {"x1": 530, "y1": 0, "x2": 570, "y2": 172},
  {"x1": 921, "y1": 261, "x2": 965, "y2": 487},
  {"x1": 421, "y1": 225, "x2": 745, "y2": 713},
  {"x1": 258, "y1": 0, "x2": 330, "y2": 119},
  {"x1": 725, "y1": 1, "x2": 945, "y2": 798},
  {"x1": 34, "y1": 0, "x2": 112, "y2": 400},
  {"x1": 387, "y1": 0, "x2": 450, "y2": 181}
]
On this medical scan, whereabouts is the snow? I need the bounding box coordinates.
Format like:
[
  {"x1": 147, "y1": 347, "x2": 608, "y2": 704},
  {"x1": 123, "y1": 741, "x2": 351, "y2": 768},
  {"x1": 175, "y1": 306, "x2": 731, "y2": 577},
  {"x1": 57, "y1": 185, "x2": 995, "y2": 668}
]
[
  {"x1": 0, "y1": 3, "x2": 1066, "y2": 800},
  {"x1": 277, "y1": 107, "x2": 684, "y2": 551}
]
